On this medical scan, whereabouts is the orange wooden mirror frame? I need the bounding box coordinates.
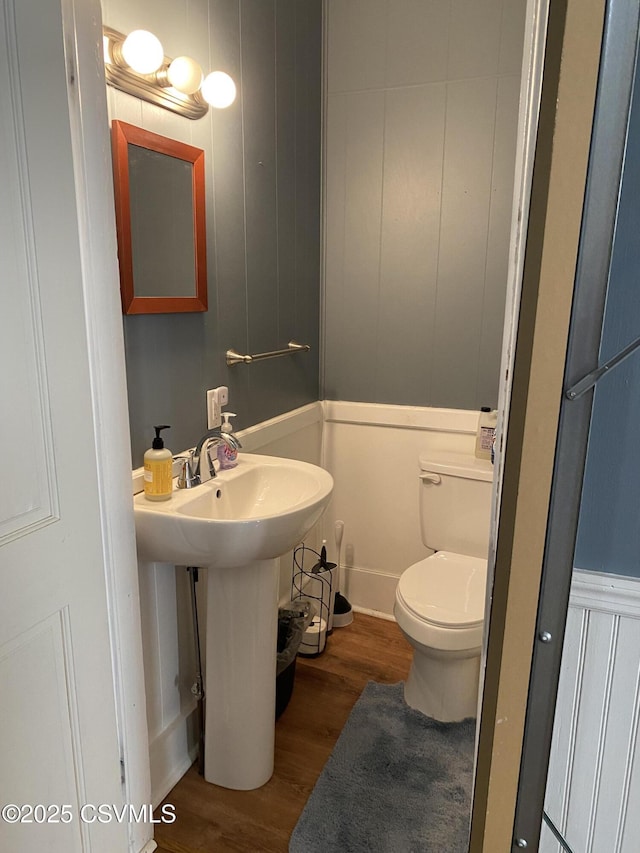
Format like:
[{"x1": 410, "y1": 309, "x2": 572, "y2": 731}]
[{"x1": 111, "y1": 120, "x2": 208, "y2": 314}]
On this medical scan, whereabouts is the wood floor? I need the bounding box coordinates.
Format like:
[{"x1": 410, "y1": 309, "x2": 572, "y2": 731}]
[{"x1": 153, "y1": 612, "x2": 413, "y2": 853}]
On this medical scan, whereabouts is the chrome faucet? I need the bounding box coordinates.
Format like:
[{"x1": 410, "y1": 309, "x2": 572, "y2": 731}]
[{"x1": 177, "y1": 427, "x2": 242, "y2": 488}]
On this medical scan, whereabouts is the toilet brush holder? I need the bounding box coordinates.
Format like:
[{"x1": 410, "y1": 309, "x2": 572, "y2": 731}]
[
  {"x1": 332, "y1": 591, "x2": 353, "y2": 628},
  {"x1": 332, "y1": 519, "x2": 353, "y2": 628}
]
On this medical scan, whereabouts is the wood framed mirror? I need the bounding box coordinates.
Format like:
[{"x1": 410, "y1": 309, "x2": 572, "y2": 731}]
[{"x1": 111, "y1": 120, "x2": 208, "y2": 314}]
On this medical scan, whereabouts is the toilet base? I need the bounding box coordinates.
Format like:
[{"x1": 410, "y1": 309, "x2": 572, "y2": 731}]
[{"x1": 404, "y1": 645, "x2": 480, "y2": 722}]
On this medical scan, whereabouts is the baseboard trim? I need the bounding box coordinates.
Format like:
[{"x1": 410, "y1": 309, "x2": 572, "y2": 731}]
[
  {"x1": 343, "y1": 566, "x2": 399, "y2": 617},
  {"x1": 351, "y1": 605, "x2": 396, "y2": 622},
  {"x1": 149, "y1": 708, "x2": 198, "y2": 808},
  {"x1": 543, "y1": 568, "x2": 640, "y2": 852}
]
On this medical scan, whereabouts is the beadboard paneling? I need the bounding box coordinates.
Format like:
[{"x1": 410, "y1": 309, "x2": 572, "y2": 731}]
[{"x1": 542, "y1": 571, "x2": 640, "y2": 853}]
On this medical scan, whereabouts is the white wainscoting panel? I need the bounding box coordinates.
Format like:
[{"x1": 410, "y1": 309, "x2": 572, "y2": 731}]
[
  {"x1": 321, "y1": 401, "x2": 477, "y2": 614},
  {"x1": 543, "y1": 570, "x2": 640, "y2": 853}
]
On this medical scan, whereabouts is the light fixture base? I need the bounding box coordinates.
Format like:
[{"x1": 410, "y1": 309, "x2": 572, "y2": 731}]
[{"x1": 103, "y1": 26, "x2": 208, "y2": 121}]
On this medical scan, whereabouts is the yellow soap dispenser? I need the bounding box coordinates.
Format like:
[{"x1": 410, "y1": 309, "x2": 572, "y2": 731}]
[{"x1": 144, "y1": 425, "x2": 173, "y2": 501}]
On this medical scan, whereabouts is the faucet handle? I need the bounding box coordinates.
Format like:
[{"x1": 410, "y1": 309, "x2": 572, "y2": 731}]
[{"x1": 176, "y1": 456, "x2": 200, "y2": 489}]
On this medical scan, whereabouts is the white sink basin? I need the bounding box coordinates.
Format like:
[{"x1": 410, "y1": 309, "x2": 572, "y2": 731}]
[
  {"x1": 133, "y1": 452, "x2": 333, "y2": 791},
  {"x1": 133, "y1": 453, "x2": 333, "y2": 567}
]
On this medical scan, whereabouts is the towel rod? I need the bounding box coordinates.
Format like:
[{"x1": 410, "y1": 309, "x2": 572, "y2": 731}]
[{"x1": 226, "y1": 340, "x2": 311, "y2": 366}]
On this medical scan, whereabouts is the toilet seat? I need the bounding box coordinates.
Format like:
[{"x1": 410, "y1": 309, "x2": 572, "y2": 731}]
[
  {"x1": 398, "y1": 551, "x2": 487, "y2": 627},
  {"x1": 394, "y1": 551, "x2": 487, "y2": 651}
]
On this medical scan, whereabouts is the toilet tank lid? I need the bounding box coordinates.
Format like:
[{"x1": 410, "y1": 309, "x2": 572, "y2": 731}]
[{"x1": 419, "y1": 451, "x2": 493, "y2": 482}]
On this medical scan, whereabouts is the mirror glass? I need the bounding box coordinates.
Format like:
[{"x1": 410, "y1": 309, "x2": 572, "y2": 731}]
[{"x1": 111, "y1": 120, "x2": 207, "y2": 314}]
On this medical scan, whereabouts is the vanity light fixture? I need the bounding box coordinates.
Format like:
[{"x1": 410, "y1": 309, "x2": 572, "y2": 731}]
[
  {"x1": 166, "y1": 55, "x2": 203, "y2": 95},
  {"x1": 201, "y1": 71, "x2": 236, "y2": 109},
  {"x1": 120, "y1": 29, "x2": 164, "y2": 74},
  {"x1": 103, "y1": 26, "x2": 237, "y2": 120}
]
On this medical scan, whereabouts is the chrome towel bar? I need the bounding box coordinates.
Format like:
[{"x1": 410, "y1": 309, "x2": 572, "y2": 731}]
[{"x1": 226, "y1": 340, "x2": 311, "y2": 366}]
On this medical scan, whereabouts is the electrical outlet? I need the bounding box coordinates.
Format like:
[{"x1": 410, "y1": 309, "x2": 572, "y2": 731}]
[
  {"x1": 206, "y1": 386, "x2": 229, "y2": 429},
  {"x1": 207, "y1": 389, "x2": 221, "y2": 429}
]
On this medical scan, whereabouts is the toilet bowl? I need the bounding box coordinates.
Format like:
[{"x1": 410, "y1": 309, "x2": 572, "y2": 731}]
[
  {"x1": 395, "y1": 451, "x2": 493, "y2": 721},
  {"x1": 395, "y1": 551, "x2": 487, "y2": 721}
]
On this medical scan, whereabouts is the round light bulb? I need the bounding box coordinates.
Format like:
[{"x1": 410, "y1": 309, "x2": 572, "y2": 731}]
[
  {"x1": 167, "y1": 56, "x2": 203, "y2": 95},
  {"x1": 103, "y1": 35, "x2": 112, "y2": 66},
  {"x1": 121, "y1": 30, "x2": 164, "y2": 74},
  {"x1": 201, "y1": 71, "x2": 236, "y2": 109}
]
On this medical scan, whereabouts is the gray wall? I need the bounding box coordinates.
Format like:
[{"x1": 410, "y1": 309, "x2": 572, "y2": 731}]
[
  {"x1": 323, "y1": 0, "x2": 526, "y2": 410},
  {"x1": 104, "y1": 0, "x2": 322, "y2": 466},
  {"x1": 575, "y1": 49, "x2": 640, "y2": 578}
]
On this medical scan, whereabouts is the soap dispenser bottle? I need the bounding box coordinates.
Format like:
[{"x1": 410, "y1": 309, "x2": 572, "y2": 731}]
[
  {"x1": 475, "y1": 407, "x2": 497, "y2": 460},
  {"x1": 217, "y1": 412, "x2": 238, "y2": 470},
  {"x1": 144, "y1": 425, "x2": 173, "y2": 501}
]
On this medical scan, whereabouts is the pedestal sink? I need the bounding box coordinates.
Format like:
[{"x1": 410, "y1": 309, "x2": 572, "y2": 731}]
[{"x1": 133, "y1": 454, "x2": 333, "y2": 789}]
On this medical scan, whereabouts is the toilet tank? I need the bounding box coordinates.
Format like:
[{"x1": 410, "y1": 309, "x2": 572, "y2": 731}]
[{"x1": 419, "y1": 451, "x2": 493, "y2": 558}]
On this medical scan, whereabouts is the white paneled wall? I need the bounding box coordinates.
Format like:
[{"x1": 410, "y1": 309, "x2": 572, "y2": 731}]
[
  {"x1": 324, "y1": 0, "x2": 526, "y2": 410},
  {"x1": 543, "y1": 571, "x2": 640, "y2": 853},
  {"x1": 321, "y1": 401, "x2": 478, "y2": 614}
]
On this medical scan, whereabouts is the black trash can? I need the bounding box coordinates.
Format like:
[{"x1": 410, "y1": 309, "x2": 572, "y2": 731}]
[{"x1": 276, "y1": 602, "x2": 311, "y2": 719}]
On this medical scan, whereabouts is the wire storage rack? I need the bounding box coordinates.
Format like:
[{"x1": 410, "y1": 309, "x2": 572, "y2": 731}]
[{"x1": 291, "y1": 544, "x2": 335, "y2": 655}]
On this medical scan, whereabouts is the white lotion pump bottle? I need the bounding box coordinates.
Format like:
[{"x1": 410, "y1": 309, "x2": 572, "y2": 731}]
[{"x1": 217, "y1": 412, "x2": 238, "y2": 469}]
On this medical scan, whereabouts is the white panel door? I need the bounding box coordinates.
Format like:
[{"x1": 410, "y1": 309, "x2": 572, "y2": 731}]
[{"x1": 0, "y1": 0, "x2": 128, "y2": 850}]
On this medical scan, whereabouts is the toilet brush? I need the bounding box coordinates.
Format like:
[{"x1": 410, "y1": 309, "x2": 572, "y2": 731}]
[{"x1": 332, "y1": 520, "x2": 353, "y2": 627}]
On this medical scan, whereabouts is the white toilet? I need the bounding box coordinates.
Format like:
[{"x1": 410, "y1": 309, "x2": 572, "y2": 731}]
[{"x1": 394, "y1": 451, "x2": 493, "y2": 722}]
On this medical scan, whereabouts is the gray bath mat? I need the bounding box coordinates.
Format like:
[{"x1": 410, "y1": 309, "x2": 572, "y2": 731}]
[{"x1": 289, "y1": 682, "x2": 474, "y2": 852}]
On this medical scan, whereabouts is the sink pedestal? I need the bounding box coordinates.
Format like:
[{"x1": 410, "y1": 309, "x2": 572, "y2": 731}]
[
  {"x1": 204, "y1": 558, "x2": 279, "y2": 790},
  {"x1": 133, "y1": 454, "x2": 334, "y2": 788}
]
